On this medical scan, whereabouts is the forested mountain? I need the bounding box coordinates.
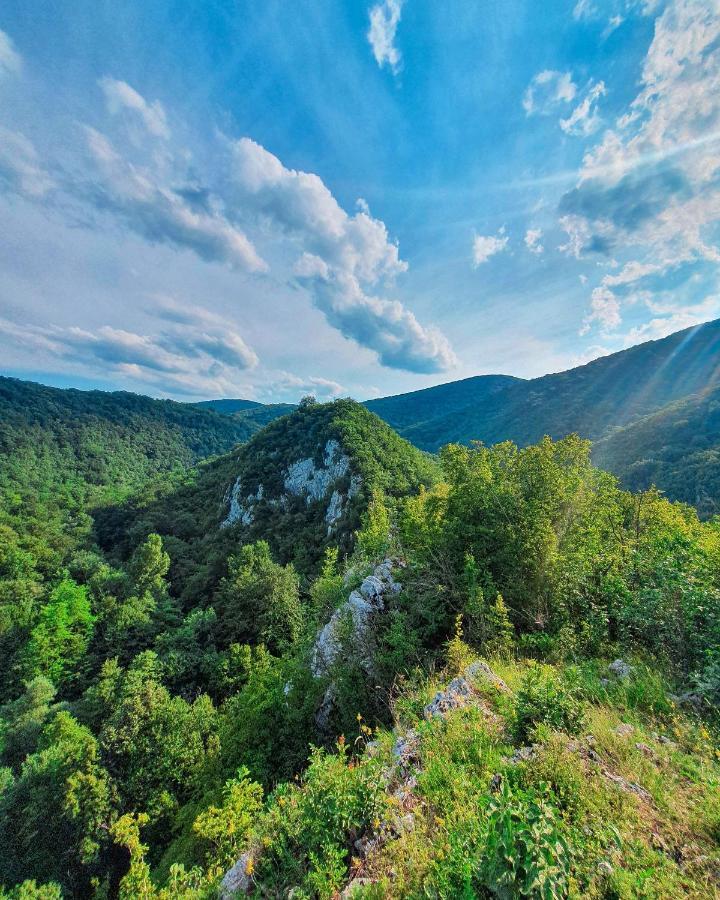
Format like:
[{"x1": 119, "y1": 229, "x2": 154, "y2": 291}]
[
  {"x1": 593, "y1": 384, "x2": 720, "y2": 518},
  {"x1": 1, "y1": 396, "x2": 719, "y2": 898},
  {"x1": 198, "y1": 321, "x2": 720, "y2": 513},
  {"x1": 367, "y1": 318, "x2": 720, "y2": 452},
  {"x1": 96, "y1": 398, "x2": 439, "y2": 595},
  {"x1": 0, "y1": 376, "x2": 256, "y2": 509}
]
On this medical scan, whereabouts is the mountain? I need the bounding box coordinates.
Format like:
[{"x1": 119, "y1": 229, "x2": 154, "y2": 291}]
[
  {"x1": 0, "y1": 377, "x2": 257, "y2": 507},
  {"x1": 97, "y1": 398, "x2": 439, "y2": 596},
  {"x1": 368, "y1": 319, "x2": 720, "y2": 453},
  {"x1": 593, "y1": 384, "x2": 720, "y2": 518},
  {"x1": 194, "y1": 398, "x2": 265, "y2": 415}
]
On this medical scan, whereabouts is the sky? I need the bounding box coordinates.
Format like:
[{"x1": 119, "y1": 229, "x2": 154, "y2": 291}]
[{"x1": 0, "y1": 0, "x2": 719, "y2": 402}]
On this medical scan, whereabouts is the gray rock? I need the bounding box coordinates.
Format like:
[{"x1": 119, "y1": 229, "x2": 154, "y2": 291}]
[
  {"x1": 609, "y1": 659, "x2": 633, "y2": 679},
  {"x1": 360, "y1": 575, "x2": 385, "y2": 600},
  {"x1": 614, "y1": 723, "x2": 635, "y2": 737},
  {"x1": 219, "y1": 852, "x2": 254, "y2": 897},
  {"x1": 597, "y1": 861, "x2": 613, "y2": 878},
  {"x1": 465, "y1": 660, "x2": 511, "y2": 693}
]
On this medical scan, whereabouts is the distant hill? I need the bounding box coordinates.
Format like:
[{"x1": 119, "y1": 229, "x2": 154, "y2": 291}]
[
  {"x1": 593, "y1": 385, "x2": 720, "y2": 519},
  {"x1": 194, "y1": 398, "x2": 264, "y2": 414},
  {"x1": 369, "y1": 320, "x2": 720, "y2": 453},
  {"x1": 96, "y1": 398, "x2": 439, "y2": 595},
  {"x1": 0, "y1": 376, "x2": 255, "y2": 511}
]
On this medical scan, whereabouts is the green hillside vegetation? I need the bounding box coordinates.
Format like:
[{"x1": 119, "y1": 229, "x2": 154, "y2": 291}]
[
  {"x1": 593, "y1": 386, "x2": 720, "y2": 519},
  {"x1": 95, "y1": 399, "x2": 439, "y2": 597},
  {"x1": 370, "y1": 319, "x2": 720, "y2": 453},
  {"x1": 0, "y1": 394, "x2": 719, "y2": 898},
  {"x1": 195, "y1": 400, "x2": 265, "y2": 415}
]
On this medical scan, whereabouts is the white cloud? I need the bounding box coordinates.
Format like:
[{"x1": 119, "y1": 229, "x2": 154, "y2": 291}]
[
  {"x1": 0, "y1": 127, "x2": 54, "y2": 197},
  {"x1": 602, "y1": 15, "x2": 625, "y2": 38},
  {"x1": 99, "y1": 77, "x2": 170, "y2": 139},
  {"x1": 472, "y1": 230, "x2": 508, "y2": 267},
  {"x1": 524, "y1": 228, "x2": 544, "y2": 254},
  {"x1": 560, "y1": 81, "x2": 606, "y2": 136},
  {"x1": 0, "y1": 74, "x2": 454, "y2": 376},
  {"x1": 0, "y1": 297, "x2": 258, "y2": 399},
  {"x1": 523, "y1": 70, "x2": 576, "y2": 116},
  {"x1": 0, "y1": 29, "x2": 21, "y2": 78},
  {"x1": 82, "y1": 126, "x2": 267, "y2": 272},
  {"x1": 367, "y1": 0, "x2": 404, "y2": 74},
  {"x1": 267, "y1": 371, "x2": 345, "y2": 401},
  {"x1": 580, "y1": 285, "x2": 622, "y2": 334},
  {"x1": 230, "y1": 138, "x2": 455, "y2": 373},
  {"x1": 622, "y1": 297, "x2": 720, "y2": 344},
  {"x1": 561, "y1": 0, "x2": 720, "y2": 334}
]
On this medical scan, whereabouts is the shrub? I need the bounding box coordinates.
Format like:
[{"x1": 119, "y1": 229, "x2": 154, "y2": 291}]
[
  {"x1": 478, "y1": 782, "x2": 571, "y2": 899},
  {"x1": 514, "y1": 664, "x2": 585, "y2": 742}
]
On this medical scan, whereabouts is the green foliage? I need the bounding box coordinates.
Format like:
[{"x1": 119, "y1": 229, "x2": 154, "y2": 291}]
[
  {"x1": 479, "y1": 782, "x2": 572, "y2": 899},
  {"x1": 192, "y1": 768, "x2": 263, "y2": 868},
  {"x1": 514, "y1": 665, "x2": 585, "y2": 742},
  {"x1": 216, "y1": 541, "x2": 301, "y2": 653},
  {"x1": 18, "y1": 579, "x2": 94, "y2": 688}
]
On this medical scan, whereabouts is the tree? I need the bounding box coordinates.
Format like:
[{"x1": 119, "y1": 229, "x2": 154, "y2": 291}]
[
  {"x1": 18, "y1": 579, "x2": 94, "y2": 688},
  {"x1": 215, "y1": 542, "x2": 301, "y2": 653}
]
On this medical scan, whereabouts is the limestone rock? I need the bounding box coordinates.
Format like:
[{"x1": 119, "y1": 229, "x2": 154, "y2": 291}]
[
  {"x1": 609, "y1": 659, "x2": 633, "y2": 679},
  {"x1": 219, "y1": 852, "x2": 254, "y2": 898}
]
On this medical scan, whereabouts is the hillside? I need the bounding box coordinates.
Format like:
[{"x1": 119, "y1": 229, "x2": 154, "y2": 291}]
[
  {"x1": 0, "y1": 376, "x2": 255, "y2": 509},
  {"x1": 371, "y1": 319, "x2": 720, "y2": 453},
  {"x1": 96, "y1": 398, "x2": 439, "y2": 596},
  {"x1": 593, "y1": 385, "x2": 720, "y2": 519}
]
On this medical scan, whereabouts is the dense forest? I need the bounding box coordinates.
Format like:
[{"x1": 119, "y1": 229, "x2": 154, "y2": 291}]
[{"x1": 0, "y1": 390, "x2": 718, "y2": 898}]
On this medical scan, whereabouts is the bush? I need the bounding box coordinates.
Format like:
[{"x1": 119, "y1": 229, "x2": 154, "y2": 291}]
[
  {"x1": 478, "y1": 781, "x2": 571, "y2": 899},
  {"x1": 514, "y1": 664, "x2": 585, "y2": 742}
]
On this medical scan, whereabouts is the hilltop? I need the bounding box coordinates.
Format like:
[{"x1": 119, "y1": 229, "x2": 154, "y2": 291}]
[{"x1": 96, "y1": 398, "x2": 439, "y2": 595}]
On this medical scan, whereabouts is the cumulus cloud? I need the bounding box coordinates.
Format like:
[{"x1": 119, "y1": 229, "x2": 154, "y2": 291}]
[
  {"x1": 0, "y1": 74, "x2": 453, "y2": 376},
  {"x1": 266, "y1": 371, "x2": 345, "y2": 402},
  {"x1": 522, "y1": 70, "x2": 576, "y2": 116},
  {"x1": 295, "y1": 257, "x2": 457, "y2": 373},
  {"x1": 561, "y1": 0, "x2": 720, "y2": 335},
  {"x1": 0, "y1": 297, "x2": 258, "y2": 398},
  {"x1": 472, "y1": 230, "x2": 508, "y2": 267},
  {"x1": 82, "y1": 126, "x2": 267, "y2": 272},
  {"x1": 0, "y1": 29, "x2": 21, "y2": 78},
  {"x1": 367, "y1": 0, "x2": 404, "y2": 74},
  {"x1": 230, "y1": 138, "x2": 455, "y2": 373},
  {"x1": 99, "y1": 77, "x2": 170, "y2": 139},
  {"x1": 580, "y1": 285, "x2": 622, "y2": 334},
  {"x1": 560, "y1": 81, "x2": 606, "y2": 136},
  {"x1": 524, "y1": 228, "x2": 544, "y2": 255}
]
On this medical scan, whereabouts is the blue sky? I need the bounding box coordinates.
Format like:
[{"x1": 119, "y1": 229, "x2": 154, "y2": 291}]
[{"x1": 0, "y1": 0, "x2": 719, "y2": 401}]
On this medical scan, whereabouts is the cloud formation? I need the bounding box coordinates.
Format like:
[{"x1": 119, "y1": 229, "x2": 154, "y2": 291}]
[
  {"x1": 367, "y1": 0, "x2": 404, "y2": 74},
  {"x1": 560, "y1": 81, "x2": 606, "y2": 136},
  {"x1": 522, "y1": 70, "x2": 576, "y2": 116},
  {"x1": 99, "y1": 77, "x2": 170, "y2": 139},
  {"x1": 472, "y1": 230, "x2": 508, "y2": 267},
  {"x1": 0, "y1": 67, "x2": 454, "y2": 377},
  {"x1": 524, "y1": 228, "x2": 544, "y2": 255},
  {"x1": 562, "y1": 0, "x2": 720, "y2": 336},
  {"x1": 0, "y1": 29, "x2": 21, "y2": 78},
  {"x1": 0, "y1": 297, "x2": 258, "y2": 398},
  {"x1": 231, "y1": 137, "x2": 455, "y2": 373}
]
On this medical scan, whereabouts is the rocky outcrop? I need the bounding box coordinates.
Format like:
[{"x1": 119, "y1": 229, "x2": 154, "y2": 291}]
[
  {"x1": 311, "y1": 560, "x2": 402, "y2": 679},
  {"x1": 221, "y1": 439, "x2": 362, "y2": 533},
  {"x1": 218, "y1": 851, "x2": 255, "y2": 897},
  {"x1": 311, "y1": 559, "x2": 403, "y2": 731},
  {"x1": 423, "y1": 660, "x2": 510, "y2": 720}
]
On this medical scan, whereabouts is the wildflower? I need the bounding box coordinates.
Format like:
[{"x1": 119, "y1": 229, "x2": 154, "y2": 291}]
[{"x1": 244, "y1": 857, "x2": 254, "y2": 876}]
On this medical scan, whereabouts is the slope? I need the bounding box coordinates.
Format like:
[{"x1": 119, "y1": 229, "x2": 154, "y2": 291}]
[
  {"x1": 0, "y1": 376, "x2": 255, "y2": 511},
  {"x1": 371, "y1": 319, "x2": 720, "y2": 453},
  {"x1": 97, "y1": 398, "x2": 439, "y2": 596},
  {"x1": 593, "y1": 384, "x2": 720, "y2": 518}
]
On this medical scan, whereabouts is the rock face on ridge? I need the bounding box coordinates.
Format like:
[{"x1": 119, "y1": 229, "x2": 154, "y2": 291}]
[
  {"x1": 312, "y1": 558, "x2": 403, "y2": 731},
  {"x1": 221, "y1": 438, "x2": 362, "y2": 534}
]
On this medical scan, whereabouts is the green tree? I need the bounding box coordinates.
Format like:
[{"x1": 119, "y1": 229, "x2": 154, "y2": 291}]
[
  {"x1": 215, "y1": 542, "x2": 301, "y2": 653},
  {"x1": 19, "y1": 579, "x2": 94, "y2": 688}
]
